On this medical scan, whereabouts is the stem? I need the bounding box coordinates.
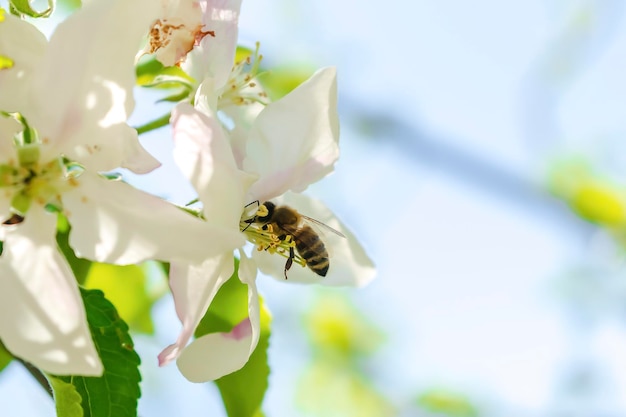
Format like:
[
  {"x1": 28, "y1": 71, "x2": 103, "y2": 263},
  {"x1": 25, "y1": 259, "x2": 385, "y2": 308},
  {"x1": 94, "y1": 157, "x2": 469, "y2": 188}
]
[
  {"x1": 134, "y1": 113, "x2": 171, "y2": 135},
  {"x1": 16, "y1": 358, "x2": 53, "y2": 398}
]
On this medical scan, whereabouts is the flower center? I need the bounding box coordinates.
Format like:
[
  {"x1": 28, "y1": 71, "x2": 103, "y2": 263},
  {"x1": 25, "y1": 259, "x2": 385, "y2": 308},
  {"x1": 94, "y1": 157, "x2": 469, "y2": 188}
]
[
  {"x1": 1, "y1": 116, "x2": 83, "y2": 220},
  {"x1": 218, "y1": 43, "x2": 269, "y2": 108}
]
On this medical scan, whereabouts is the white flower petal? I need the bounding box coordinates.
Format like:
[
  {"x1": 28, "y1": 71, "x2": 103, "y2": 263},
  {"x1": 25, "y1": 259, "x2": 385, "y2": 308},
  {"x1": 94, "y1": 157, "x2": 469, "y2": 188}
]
[
  {"x1": 177, "y1": 317, "x2": 253, "y2": 382},
  {"x1": 0, "y1": 12, "x2": 46, "y2": 114},
  {"x1": 253, "y1": 192, "x2": 376, "y2": 287},
  {"x1": 148, "y1": 0, "x2": 203, "y2": 66},
  {"x1": 173, "y1": 250, "x2": 260, "y2": 382},
  {"x1": 0, "y1": 115, "x2": 21, "y2": 158},
  {"x1": 158, "y1": 253, "x2": 233, "y2": 366},
  {"x1": 172, "y1": 102, "x2": 256, "y2": 226},
  {"x1": 182, "y1": 0, "x2": 242, "y2": 87},
  {"x1": 0, "y1": 206, "x2": 102, "y2": 375},
  {"x1": 31, "y1": 0, "x2": 160, "y2": 171},
  {"x1": 118, "y1": 124, "x2": 161, "y2": 174},
  {"x1": 63, "y1": 171, "x2": 244, "y2": 264},
  {"x1": 238, "y1": 249, "x2": 261, "y2": 356},
  {"x1": 244, "y1": 67, "x2": 340, "y2": 201}
]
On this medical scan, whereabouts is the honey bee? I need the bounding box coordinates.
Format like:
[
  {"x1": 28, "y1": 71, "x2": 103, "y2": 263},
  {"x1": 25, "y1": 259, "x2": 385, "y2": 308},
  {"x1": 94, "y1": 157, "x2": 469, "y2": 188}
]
[{"x1": 243, "y1": 201, "x2": 345, "y2": 279}]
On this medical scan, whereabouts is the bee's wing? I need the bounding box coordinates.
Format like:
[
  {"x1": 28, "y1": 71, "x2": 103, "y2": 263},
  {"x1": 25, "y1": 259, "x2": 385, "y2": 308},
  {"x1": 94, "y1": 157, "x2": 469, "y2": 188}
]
[{"x1": 300, "y1": 215, "x2": 346, "y2": 238}]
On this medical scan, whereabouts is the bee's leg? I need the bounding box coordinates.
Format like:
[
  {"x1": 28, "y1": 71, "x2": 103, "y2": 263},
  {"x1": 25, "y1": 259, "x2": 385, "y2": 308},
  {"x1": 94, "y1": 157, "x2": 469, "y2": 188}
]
[
  {"x1": 241, "y1": 200, "x2": 260, "y2": 232},
  {"x1": 241, "y1": 217, "x2": 255, "y2": 232},
  {"x1": 284, "y1": 246, "x2": 294, "y2": 279}
]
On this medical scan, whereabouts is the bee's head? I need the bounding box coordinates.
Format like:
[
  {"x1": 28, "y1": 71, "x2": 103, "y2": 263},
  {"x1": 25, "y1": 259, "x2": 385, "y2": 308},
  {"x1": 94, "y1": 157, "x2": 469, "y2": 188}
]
[{"x1": 258, "y1": 201, "x2": 275, "y2": 222}]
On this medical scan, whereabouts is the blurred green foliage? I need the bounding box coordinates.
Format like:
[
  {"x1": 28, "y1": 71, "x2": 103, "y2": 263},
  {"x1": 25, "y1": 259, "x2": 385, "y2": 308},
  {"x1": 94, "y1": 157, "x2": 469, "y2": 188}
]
[
  {"x1": 549, "y1": 158, "x2": 626, "y2": 227},
  {"x1": 416, "y1": 389, "x2": 479, "y2": 417},
  {"x1": 259, "y1": 65, "x2": 315, "y2": 101},
  {"x1": 296, "y1": 291, "x2": 394, "y2": 417},
  {"x1": 83, "y1": 262, "x2": 166, "y2": 335}
]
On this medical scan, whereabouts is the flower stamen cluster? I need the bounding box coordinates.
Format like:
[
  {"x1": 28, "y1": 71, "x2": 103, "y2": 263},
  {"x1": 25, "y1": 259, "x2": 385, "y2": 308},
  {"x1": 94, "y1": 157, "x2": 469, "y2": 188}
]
[
  {"x1": 0, "y1": 116, "x2": 86, "y2": 218},
  {"x1": 218, "y1": 43, "x2": 268, "y2": 107},
  {"x1": 239, "y1": 207, "x2": 306, "y2": 268}
]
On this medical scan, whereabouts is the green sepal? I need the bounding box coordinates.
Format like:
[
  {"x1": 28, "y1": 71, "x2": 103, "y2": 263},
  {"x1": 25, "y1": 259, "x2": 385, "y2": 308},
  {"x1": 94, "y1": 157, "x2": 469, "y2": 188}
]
[
  {"x1": 156, "y1": 88, "x2": 193, "y2": 104},
  {"x1": 57, "y1": 288, "x2": 141, "y2": 417},
  {"x1": 0, "y1": 341, "x2": 13, "y2": 373},
  {"x1": 195, "y1": 259, "x2": 272, "y2": 417},
  {"x1": 134, "y1": 113, "x2": 171, "y2": 135},
  {"x1": 9, "y1": 0, "x2": 54, "y2": 18},
  {"x1": 49, "y1": 376, "x2": 84, "y2": 417}
]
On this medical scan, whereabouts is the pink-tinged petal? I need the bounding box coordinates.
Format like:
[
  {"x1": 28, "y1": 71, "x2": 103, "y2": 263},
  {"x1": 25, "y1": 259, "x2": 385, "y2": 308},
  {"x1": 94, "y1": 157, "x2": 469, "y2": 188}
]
[
  {"x1": 238, "y1": 249, "x2": 261, "y2": 356},
  {"x1": 244, "y1": 67, "x2": 340, "y2": 202},
  {"x1": 175, "y1": 251, "x2": 260, "y2": 382},
  {"x1": 62, "y1": 171, "x2": 244, "y2": 265},
  {"x1": 158, "y1": 254, "x2": 233, "y2": 366},
  {"x1": 253, "y1": 192, "x2": 376, "y2": 287},
  {"x1": 172, "y1": 102, "x2": 256, "y2": 227},
  {"x1": 0, "y1": 206, "x2": 102, "y2": 375},
  {"x1": 177, "y1": 318, "x2": 253, "y2": 382},
  {"x1": 0, "y1": 12, "x2": 46, "y2": 114},
  {"x1": 31, "y1": 0, "x2": 160, "y2": 170},
  {"x1": 182, "y1": 0, "x2": 242, "y2": 87}
]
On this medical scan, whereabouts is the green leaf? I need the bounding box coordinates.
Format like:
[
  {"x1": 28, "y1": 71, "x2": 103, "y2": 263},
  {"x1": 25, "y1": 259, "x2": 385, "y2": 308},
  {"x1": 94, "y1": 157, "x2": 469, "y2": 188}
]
[
  {"x1": 259, "y1": 65, "x2": 315, "y2": 101},
  {"x1": 49, "y1": 377, "x2": 84, "y2": 417},
  {"x1": 84, "y1": 263, "x2": 163, "y2": 334},
  {"x1": 9, "y1": 0, "x2": 54, "y2": 17},
  {"x1": 56, "y1": 214, "x2": 92, "y2": 285},
  {"x1": 58, "y1": 288, "x2": 141, "y2": 417},
  {"x1": 195, "y1": 260, "x2": 272, "y2": 417}
]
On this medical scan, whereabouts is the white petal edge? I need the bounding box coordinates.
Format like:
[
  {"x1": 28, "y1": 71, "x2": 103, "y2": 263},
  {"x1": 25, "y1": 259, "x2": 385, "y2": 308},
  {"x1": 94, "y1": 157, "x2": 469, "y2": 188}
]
[
  {"x1": 252, "y1": 192, "x2": 376, "y2": 287},
  {"x1": 32, "y1": 0, "x2": 160, "y2": 171},
  {"x1": 63, "y1": 171, "x2": 244, "y2": 265},
  {"x1": 0, "y1": 115, "x2": 21, "y2": 159},
  {"x1": 176, "y1": 250, "x2": 260, "y2": 382},
  {"x1": 244, "y1": 67, "x2": 340, "y2": 202},
  {"x1": 158, "y1": 253, "x2": 233, "y2": 366},
  {"x1": 182, "y1": 0, "x2": 242, "y2": 87},
  {"x1": 172, "y1": 102, "x2": 256, "y2": 227},
  {"x1": 0, "y1": 11, "x2": 46, "y2": 114},
  {"x1": 0, "y1": 206, "x2": 102, "y2": 375},
  {"x1": 176, "y1": 317, "x2": 253, "y2": 382}
]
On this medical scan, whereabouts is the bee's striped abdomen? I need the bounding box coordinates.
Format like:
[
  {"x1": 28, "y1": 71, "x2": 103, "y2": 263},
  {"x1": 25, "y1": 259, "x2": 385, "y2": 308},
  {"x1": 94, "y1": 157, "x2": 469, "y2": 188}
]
[{"x1": 294, "y1": 225, "x2": 330, "y2": 277}]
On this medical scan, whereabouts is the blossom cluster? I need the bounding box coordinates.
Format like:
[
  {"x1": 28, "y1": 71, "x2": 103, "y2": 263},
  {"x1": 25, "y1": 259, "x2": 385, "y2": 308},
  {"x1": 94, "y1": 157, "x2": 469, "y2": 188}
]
[{"x1": 0, "y1": 0, "x2": 374, "y2": 382}]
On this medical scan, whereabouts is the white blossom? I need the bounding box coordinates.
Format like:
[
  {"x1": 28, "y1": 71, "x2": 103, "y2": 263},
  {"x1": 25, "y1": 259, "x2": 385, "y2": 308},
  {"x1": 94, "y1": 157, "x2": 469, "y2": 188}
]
[
  {"x1": 0, "y1": 0, "x2": 243, "y2": 375},
  {"x1": 160, "y1": 67, "x2": 375, "y2": 382}
]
